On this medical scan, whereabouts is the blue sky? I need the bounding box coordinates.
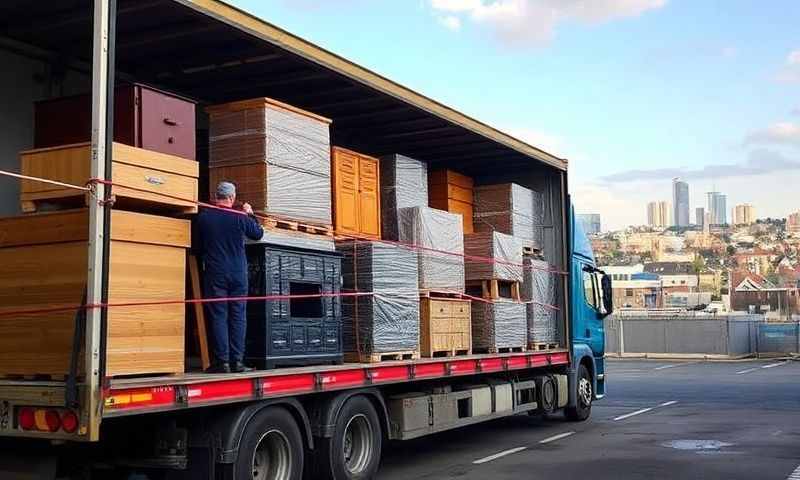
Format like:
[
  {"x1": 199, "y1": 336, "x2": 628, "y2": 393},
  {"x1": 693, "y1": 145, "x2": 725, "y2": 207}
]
[{"x1": 228, "y1": 0, "x2": 800, "y2": 230}]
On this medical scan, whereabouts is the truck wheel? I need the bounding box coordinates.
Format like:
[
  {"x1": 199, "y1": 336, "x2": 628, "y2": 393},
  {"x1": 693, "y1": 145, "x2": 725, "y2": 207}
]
[
  {"x1": 565, "y1": 364, "x2": 592, "y2": 422},
  {"x1": 235, "y1": 406, "x2": 304, "y2": 480},
  {"x1": 313, "y1": 395, "x2": 382, "y2": 480}
]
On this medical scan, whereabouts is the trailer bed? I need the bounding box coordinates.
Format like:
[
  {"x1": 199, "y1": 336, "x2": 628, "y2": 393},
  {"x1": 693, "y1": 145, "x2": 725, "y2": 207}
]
[{"x1": 102, "y1": 350, "x2": 568, "y2": 417}]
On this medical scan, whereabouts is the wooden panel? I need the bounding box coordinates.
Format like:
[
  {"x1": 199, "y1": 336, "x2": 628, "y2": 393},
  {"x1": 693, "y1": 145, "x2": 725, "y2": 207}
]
[
  {"x1": 209, "y1": 163, "x2": 267, "y2": 210},
  {"x1": 420, "y1": 298, "x2": 472, "y2": 357},
  {"x1": 110, "y1": 210, "x2": 191, "y2": 248},
  {"x1": 428, "y1": 169, "x2": 473, "y2": 189},
  {"x1": 0, "y1": 209, "x2": 88, "y2": 248},
  {"x1": 357, "y1": 155, "x2": 381, "y2": 239},
  {"x1": 429, "y1": 198, "x2": 473, "y2": 234},
  {"x1": 112, "y1": 142, "x2": 198, "y2": 178},
  {"x1": 111, "y1": 162, "x2": 198, "y2": 211},
  {"x1": 106, "y1": 241, "x2": 186, "y2": 376},
  {"x1": 332, "y1": 147, "x2": 360, "y2": 235},
  {"x1": 19, "y1": 143, "x2": 90, "y2": 196},
  {"x1": 206, "y1": 96, "x2": 332, "y2": 124},
  {"x1": 430, "y1": 184, "x2": 473, "y2": 204}
]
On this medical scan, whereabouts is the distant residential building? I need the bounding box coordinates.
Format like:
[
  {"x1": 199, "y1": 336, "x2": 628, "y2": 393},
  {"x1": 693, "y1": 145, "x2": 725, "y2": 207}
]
[
  {"x1": 706, "y1": 191, "x2": 727, "y2": 225},
  {"x1": 787, "y1": 211, "x2": 800, "y2": 236},
  {"x1": 646, "y1": 200, "x2": 670, "y2": 228},
  {"x1": 733, "y1": 249, "x2": 777, "y2": 276},
  {"x1": 672, "y1": 178, "x2": 690, "y2": 227},
  {"x1": 730, "y1": 270, "x2": 799, "y2": 319},
  {"x1": 695, "y1": 207, "x2": 705, "y2": 227},
  {"x1": 602, "y1": 265, "x2": 662, "y2": 309},
  {"x1": 733, "y1": 204, "x2": 755, "y2": 225},
  {"x1": 664, "y1": 292, "x2": 712, "y2": 309},
  {"x1": 577, "y1": 214, "x2": 601, "y2": 235},
  {"x1": 644, "y1": 261, "x2": 698, "y2": 293}
]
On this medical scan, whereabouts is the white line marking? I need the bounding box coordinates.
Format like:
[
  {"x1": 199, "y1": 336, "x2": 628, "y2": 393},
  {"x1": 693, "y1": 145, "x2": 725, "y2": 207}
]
[
  {"x1": 614, "y1": 407, "x2": 653, "y2": 421},
  {"x1": 786, "y1": 464, "x2": 800, "y2": 480},
  {"x1": 762, "y1": 361, "x2": 788, "y2": 369},
  {"x1": 654, "y1": 361, "x2": 700, "y2": 370},
  {"x1": 736, "y1": 367, "x2": 759, "y2": 375},
  {"x1": 653, "y1": 364, "x2": 675, "y2": 370},
  {"x1": 473, "y1": 446, "x2": 527, "y2": 464},
  {"x1": 538, "y1": 431, "x2": 576, "y2": 444},
  {"x1": 659, "y1": 400, "x2": 678, "y2": 407}
]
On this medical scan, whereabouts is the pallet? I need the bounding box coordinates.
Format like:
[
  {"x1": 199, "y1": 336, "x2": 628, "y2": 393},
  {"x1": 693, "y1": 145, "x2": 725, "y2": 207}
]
[
  {"x1": 522, "y1": 245, "x2": 542, "y2": 256},
  {"x1": 260, "y1": 216, "x2": 334, "y2": 236},
  {"x1": 465, "y1": 279, "x2": 521, "y2": 302},
  {"x1": 528, "y1": 342, "x2": 559, "y2": 351},
  {"x1": 428, "y1": 349, "x2": 471, "y2": 358},
  {"x1": 344, "y1": 350, "x2": 420, "y2": 363},
  {"x1": 418, "y1": 289, "x2": 465, "y2": 299},
  {"x1": 473, "y1": 346, "x2": 525, "y2": 354}
]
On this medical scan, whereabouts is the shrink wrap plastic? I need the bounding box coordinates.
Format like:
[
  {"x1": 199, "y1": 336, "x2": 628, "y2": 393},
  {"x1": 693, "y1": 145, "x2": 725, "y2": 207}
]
[
  {"x1": 474, "y1": 183, "x2": 542, "y2": 249},
  {"x1": 336, "y1": 240, "x2": 420, "y2": 354},
  {"x1": 398, "y1": 206, "x2": 465, "y2": 292},
  {"x1": 522, "y1": 257, "x2": 558, "y2": 344},
  {"x1": 471, "y1": 299, "x2": 526, "y2": 351},
  {"x1": 208, "y1": 101, "x2": 332, "y2": 225},
  {"x1": 464, "y1": 231, "x2": 523, "y2": 282},
  {"x1": 380, "y1": 154, "x2": 428, "y2": 240}
]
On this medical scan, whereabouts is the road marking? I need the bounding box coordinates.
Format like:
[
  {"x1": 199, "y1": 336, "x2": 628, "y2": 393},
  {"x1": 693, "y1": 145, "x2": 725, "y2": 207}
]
[
  {"x1": 736, "y1": 367, "x2": 759, "y2": 375},
  {"x1": 654, "y1": 361, "x2": 700, "y2": 370},
  {"x1": 538, "y1": 431, "x2": 576, "y2": 444},
  {"x1": 786, "y1": 464, "x2": 800, "y2": 480},
  {"x1": 762, "y1": 361, "x2": 789, "y2": 369},
  {"x1": 473, "y1": 446, "x2": 527, "y2": 464},
  {"x1": 614, "y1": 400, "x2": 677, "y2": 421}
]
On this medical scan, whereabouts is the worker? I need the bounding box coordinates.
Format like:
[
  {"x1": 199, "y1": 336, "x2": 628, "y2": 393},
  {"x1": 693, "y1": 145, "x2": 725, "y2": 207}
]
[{"x1": 196, "y1": 181, "x2": 264, "y2": 373}]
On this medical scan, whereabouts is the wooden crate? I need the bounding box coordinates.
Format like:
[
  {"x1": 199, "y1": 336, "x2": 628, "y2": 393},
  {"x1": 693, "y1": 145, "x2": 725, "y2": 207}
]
[
  {"x1": 420, "y1": 298, "x2": 472, "y2": 358},
  {"x1": 19, "y1": 142, "x2": 198, "y2": 214},
  {"x1": 428, "y1": 169, "x2": 474, "y2": 234},
  {"x1": 0, "y1": 209, "x2": 190, "y2": 377},
  {"x1": 332, "y1": 147, "x2": 381, "y2": 239}
]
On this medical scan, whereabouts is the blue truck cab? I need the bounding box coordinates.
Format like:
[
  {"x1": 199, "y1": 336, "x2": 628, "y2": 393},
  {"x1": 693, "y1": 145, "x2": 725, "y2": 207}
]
[{"x1": 566, "y1": 204, "x2": 612, "y2": 420}]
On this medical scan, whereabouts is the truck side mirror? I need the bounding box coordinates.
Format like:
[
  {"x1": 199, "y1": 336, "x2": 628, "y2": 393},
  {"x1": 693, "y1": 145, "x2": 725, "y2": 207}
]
[{"x1": 600, "y1": 273, "x2": 613, "y2": 317}]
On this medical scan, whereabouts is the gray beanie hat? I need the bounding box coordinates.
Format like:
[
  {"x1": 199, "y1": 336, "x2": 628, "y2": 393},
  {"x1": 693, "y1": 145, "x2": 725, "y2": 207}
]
[{"x1": 216, "y1": 181, "x2": 236, "y2": 199}]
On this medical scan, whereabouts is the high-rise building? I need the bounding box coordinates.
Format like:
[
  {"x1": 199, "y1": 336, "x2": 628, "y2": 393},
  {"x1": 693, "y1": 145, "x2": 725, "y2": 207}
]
[
  {"x1": 672, "y1": 178, "x2": 690, "y2": 227},
  {"x1": 577, "y1": 214, "x2": 601, "y2": 235},
  {"x1": 706, "y1": 192, "x2": 727, "y2": 225},
  {"x1": 733, "y1": 204, "x2": 755, "y2": 225},
  {"x1": 695, "y1": 207, "x2": 705, "y2": 227},
  {"x1": 647, "y1": 200, "x2": 671, "y2": 228},
  {"x1": 788, "y1": 212, "x2": 800, "y2": 236}
]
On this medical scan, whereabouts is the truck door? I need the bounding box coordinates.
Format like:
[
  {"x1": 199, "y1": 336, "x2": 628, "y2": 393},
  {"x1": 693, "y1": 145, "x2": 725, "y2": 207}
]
[{"x1": 572, "y1": 259, "x2": 605, "y2": 356}]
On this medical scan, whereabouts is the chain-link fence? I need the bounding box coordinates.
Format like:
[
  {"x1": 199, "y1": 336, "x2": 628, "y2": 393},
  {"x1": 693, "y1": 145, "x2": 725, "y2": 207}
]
[{"x1": 604, "y1": 314, "x2": 800, "y2": 357}]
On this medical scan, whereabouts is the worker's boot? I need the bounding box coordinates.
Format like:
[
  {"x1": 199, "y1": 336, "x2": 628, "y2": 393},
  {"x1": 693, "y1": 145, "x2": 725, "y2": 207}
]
[
  {"x1": 205, "y1": 362, "x2": 230, "y2": 374},
  {"x1": 232, "y1": 361, "x2": 254, "y2": 373}
]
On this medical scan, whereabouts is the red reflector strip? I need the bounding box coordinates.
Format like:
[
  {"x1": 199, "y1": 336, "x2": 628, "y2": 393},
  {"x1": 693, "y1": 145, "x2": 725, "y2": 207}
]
[
  {"x1": 105, "y1": 386, "x2": 175, "y2": 411},
  {"x1": 369, "y1": 365, "x2": 409, "y2": 383},
  {"x1": 549, "y1": 351, "x2": 569, "y2": 365},
  {"x1": 506, "y1": 356, "x2": 529, "y2": 370},
  {"x1": 261, "y1": 374, "x2": 316, "y2": 395},
  {"x1": 478, "y1": 358, "x2": 504, "y2": 372},
  {"x1": 414, "y1": 362, "x2": 446, "y2": 379},
  {"x1": 448, "y1": 360, "x2": 477, "y2": 375},
  {"x1": 187, "y1": 379, "x2": 254, "y2": 404},
  {"x1": 318, "y1": 370, "x2": 366, "y2": 390}
]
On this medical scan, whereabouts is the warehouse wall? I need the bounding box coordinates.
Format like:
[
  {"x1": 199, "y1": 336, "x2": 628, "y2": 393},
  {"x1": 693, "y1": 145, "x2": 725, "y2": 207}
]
[{"x1": 0, "y1": 48, "x2": 89, "y2": 216}]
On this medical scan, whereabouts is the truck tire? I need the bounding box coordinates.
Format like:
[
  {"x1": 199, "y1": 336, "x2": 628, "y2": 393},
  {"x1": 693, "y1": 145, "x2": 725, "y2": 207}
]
[
  {"x1": 312, "y1": 395, "x2": 382, "y2": 480},
  {"x1": 565, "y1": 364, "x2": 592, "y2": 422},
  {"x1": 234, "y1": 406, "x2": 304, "y2": 480}
]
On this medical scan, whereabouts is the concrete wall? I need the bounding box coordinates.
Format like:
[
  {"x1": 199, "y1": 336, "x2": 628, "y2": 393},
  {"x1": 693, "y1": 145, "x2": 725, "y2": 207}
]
[
  {"x1": 604, "y1": 315, "x2": 795, "y2": 356},
  {"x1": 0, "y1": 48, "x2": 89, "y2": 216}
]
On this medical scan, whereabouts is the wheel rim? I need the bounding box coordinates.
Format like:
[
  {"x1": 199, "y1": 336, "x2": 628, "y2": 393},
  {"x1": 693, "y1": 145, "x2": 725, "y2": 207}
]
[
  {"x1": 342, "y1": 414, "x2": 374, "y2": 475},
  {"x1": 578, "y1": 376, "x2": 592, "y2": 407},
  {"x1": 252, "y1": 429, "x2": 292, "y2": 480}
]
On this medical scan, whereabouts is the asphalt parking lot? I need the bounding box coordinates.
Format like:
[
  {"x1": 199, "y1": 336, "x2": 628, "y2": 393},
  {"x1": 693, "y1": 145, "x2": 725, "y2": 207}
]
[{"x1": 378, "y1": 358, "x2": 800, "y2": 480}]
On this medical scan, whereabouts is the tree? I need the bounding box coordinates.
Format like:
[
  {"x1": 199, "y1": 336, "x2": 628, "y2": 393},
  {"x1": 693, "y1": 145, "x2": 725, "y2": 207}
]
[{"x1": 726, "y1": 245, "x2": 736, "y2": 256}]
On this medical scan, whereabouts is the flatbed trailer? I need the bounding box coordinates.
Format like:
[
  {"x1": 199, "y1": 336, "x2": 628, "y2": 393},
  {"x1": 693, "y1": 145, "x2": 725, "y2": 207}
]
[{"x1": 0, "y1": 1, "x2": 611, "y2": 478}]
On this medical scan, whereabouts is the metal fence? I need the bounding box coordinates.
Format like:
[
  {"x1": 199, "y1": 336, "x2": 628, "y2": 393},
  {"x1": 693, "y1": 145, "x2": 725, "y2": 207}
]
[{"x1": 604, "y1": 314, "x2": 800, "y2": 357}]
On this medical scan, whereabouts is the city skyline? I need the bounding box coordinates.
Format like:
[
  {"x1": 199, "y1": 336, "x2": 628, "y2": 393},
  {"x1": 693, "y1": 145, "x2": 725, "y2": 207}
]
[{"x1": 672, "y1": 178, "x2": 690, "y2": 227}]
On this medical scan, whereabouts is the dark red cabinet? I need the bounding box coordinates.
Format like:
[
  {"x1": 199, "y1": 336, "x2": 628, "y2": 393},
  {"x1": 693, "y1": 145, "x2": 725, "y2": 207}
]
[{"x1": 34, "y1": 83, "x2": 196, "y2": 160}]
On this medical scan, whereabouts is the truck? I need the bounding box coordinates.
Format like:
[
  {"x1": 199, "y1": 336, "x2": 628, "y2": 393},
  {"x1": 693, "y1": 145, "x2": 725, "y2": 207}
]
[{"x1": 0, "y1": 1, "x2": 612, "y2": 479}]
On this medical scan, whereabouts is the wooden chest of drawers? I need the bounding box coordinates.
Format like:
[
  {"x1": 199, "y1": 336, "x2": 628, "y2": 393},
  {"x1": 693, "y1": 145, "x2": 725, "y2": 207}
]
[
  {"x1": 420, "y1": 297, "x2": 472, "y2": 357},
  {"x1": 19, "y1": 142, "x2": 198, "y2": 213},
  {"x1": 428, "y1": 169, "x2": 474, "y2": 234},
  {"x1": 0, "y1": 209, "x2": 190, "y2": 377}
]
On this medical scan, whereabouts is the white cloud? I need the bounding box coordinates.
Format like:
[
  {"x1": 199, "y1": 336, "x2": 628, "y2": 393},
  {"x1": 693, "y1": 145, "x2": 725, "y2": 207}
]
[
  {"x1": 776, "y1": 49, "x2": 800, "y2": 83},
  {"x1": 745, "y1": 122, "x2": 800, "y2": 148},
  {"x1": 429, "y1": 0, "x2": 667, "y2": 46},
  {"x1": 437, "y1": 15, "x2": 462, "y2": 31}
]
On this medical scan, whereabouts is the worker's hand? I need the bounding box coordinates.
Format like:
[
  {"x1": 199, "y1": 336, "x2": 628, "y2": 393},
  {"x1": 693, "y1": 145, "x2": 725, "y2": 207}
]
[{"x1": 242, "y1": 202, "x2": 254, "y2": 215}]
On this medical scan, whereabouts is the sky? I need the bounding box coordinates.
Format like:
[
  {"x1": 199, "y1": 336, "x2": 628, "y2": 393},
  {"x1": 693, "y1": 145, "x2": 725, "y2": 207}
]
[{"x1": 228, "y1": 0, "x2": 800, "y2": 230}]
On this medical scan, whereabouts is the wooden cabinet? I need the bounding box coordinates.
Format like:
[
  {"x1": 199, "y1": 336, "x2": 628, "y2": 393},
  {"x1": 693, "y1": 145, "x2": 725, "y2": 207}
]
[
  {"x1": 420, "y1": 298, "x2": 472, "y2": 357},
  {"x1": 0, "y1": 209, "x2": 190, "y2": 377},
  {"x1": 19, "y1": 142, "x2": 199, "y2": 214},
  {"x1": 332, "y1": 147, "x2": 381, "y2": 239},
  {"x1": 428, "y1": 169, "x2": 474, "y2": 234},
  {"x1": 34, "y1": 83, "x2": 197, "y2": 160}
]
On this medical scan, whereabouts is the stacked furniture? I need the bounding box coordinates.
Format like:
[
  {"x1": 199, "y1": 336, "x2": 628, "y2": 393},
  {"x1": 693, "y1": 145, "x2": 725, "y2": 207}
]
[
  {"x1": 428, "y1": 169, "x2": 474, "y2": 234},
  {"x1": 245, "y1": 243, "x2": 343, "y2": 368},
  {"x1": 206, "y1": 97, "x2": 333, "y2": 229},
  {"x1": 336, "y1": 240, "x2": 420, "y2": 362},
  {"x1": 470, "y1": 299, "x2": 527, "y2": 353},
  {"x1": 464, "y1": 231, "x2": 524, "y2": 298},
  {"x1": 397, "y1": 206, "x2": 465, "y2": 292},
  {"x1": 419, "y1": 297, "x2": 471, "y2": 357},
  {"x1": 473, "y1": 183, "x2": 536, "y2": 249},
  {"x1": 522, "y1": 257, "x2": 559, "y2": 349},
  {"x1": 331, "y1": 147, "x2": 381, "y2": 239},
  {"x1": 379, "y1": 154, "x2": 428, "y2": 241}
]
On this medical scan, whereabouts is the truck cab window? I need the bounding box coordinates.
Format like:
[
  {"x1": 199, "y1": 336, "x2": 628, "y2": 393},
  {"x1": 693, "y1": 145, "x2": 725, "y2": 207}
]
[{"x1": 583, "y1": 270, "x2": 601, "y2": 311}]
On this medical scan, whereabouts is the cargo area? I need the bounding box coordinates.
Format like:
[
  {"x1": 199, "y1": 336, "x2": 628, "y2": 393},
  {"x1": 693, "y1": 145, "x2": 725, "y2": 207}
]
[{"x1": 0, "y1": 0, "x2": 571, "y2": 440}]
